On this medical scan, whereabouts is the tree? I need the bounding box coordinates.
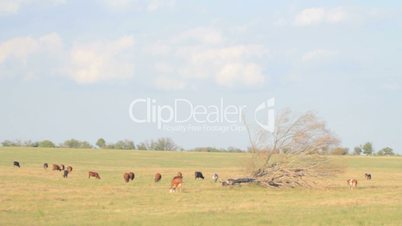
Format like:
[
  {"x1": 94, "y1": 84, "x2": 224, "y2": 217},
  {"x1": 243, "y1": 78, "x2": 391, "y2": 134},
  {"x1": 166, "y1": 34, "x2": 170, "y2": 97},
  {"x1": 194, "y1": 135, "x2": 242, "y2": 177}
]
[
  {"x1": 152, "y1": 137, "x2": 178, "y2": 151},
  {"x1": 38, "y1": 140, "x2": 56, "y2": 148},
  {"x1": 331, "y1": 147, "x2": 349, "y2": 155},
  {"x1": 113, "y1": 140, "x2": 135, "y2": 150},
  {"x1": 362, "y1": 142, "x2": 374, "y2": 156},
  {"x1": 136, "y1": 142, "x2": 148, "y2": 150},
  {"x1": 245, "y1": 110, "x2": 342, "y2": 188},
  {"x1": 62, "y1": 139, "x2": 92, "y2": 149},
  {"x1": 1, "y1": 140, "x2": 18, "y2": 147},
  {"x1": 96, "y1": 138, "x2": 106, "y2": 148},
  {"x1": 137, "y1": 138, "x2": 179, "y2": 151},
  {"x1": 353, "y1": 146, "x2": 362, "y2": 155},
  {"x1": 377, "y1": 147, "x2": 395, "y2": 156}
]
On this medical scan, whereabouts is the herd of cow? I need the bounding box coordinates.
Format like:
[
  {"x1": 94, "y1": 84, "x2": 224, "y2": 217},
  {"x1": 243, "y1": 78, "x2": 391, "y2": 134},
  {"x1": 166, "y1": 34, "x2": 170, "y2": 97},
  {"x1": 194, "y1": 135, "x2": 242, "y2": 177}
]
[
  {"x1": 12, "y1": 161, "x2": 220, "y2": 192},
  {"x1": 12, "y1": 161, "x2": 372, "y2": 191}
]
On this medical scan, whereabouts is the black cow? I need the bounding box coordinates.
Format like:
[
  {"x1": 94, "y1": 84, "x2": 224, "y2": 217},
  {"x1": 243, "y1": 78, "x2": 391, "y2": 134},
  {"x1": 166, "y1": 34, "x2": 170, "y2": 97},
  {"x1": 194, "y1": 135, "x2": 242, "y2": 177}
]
[
  {"x1": 365, "y1": 173, "x2": 372, "y2": 180},
  {"x1": 13, "y1": 161, "x2": 20, "y2": 168},
  {"x1": 63, "y1": 170, "x2": 69, "y2": 178},
  {"x1": 43, "y1": 163, "x2": 48, "y2": 169},
  {"x1": 195, "y1": 171, "x2": 204, "y2": 180}
]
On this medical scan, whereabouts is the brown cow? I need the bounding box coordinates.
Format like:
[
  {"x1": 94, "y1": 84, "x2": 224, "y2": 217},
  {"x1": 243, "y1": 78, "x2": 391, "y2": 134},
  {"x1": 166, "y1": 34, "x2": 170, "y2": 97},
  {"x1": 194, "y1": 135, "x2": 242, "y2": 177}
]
[
  {"x1": 169, "y1": 174, "x2": 183, "y2": 192},
  {"x1": 154, "y1": 173, "x2": 162, "y2": 182},
  {"x1": 123, "y1": 172, "x2": 130, "y2": 183},
  {"x1": 67, "y1": 166, "x2": 73, "y2": 172},
  {"x1": 177, "y1": 172, "x2": 183, "y2": 177},
  {"x1": 88, "y1": 171, "x2": 101, "y2": 179},
  {"x1": 123, "y1": 172, "x2": 135, "y2": 183},
  {"x1": 347, "y1": 179, "x2": 357, "y2": 190},
  {"x1": 60, "y1": 164, "x2": 65, "y2": 170},
  {"x1": 52, "y1": 164, "x2": 61, "y2": 171},
  {"x1": 43, "y1": 163, "x2": 48, "y2": 169}
]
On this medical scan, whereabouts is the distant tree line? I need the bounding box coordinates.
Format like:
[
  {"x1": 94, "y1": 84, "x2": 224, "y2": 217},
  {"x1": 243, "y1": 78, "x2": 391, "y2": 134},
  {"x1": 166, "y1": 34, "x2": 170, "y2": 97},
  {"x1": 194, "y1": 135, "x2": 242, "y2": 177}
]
[
  {"x1": 188, "y1": 146, "x2": 244, "y2": 152},
  {"x1": 351, "y1": 142, "x2": 396, "y2": 156},
  {"x1": 327, "y1": 142, "x2": 397, "y2": 156},
  {"x1": 0, "y1": 139, "x2": 397, "y2": 155},
  {"x1": 0, "y1": 137, "x2": 181, "y2": 151}
]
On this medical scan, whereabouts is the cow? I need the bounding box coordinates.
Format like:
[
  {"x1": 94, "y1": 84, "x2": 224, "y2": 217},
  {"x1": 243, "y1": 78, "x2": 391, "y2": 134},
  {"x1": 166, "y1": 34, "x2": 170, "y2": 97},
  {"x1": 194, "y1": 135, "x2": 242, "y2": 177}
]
[
  {"x1": 67, "y1": 166, "x2": 73, "y2": 173},
  {"x1": 60, "y1": 164, "x2": 65, "y2": 170},
  {"x1": 177, "y1": 172, "x2": 183, "y2": 177},
  {"x1": 123, "y1": 172, "x2": 130, "y2": 183},
  {"x1": 63, "y1": 170, "x2": 69, "y2": 178},
  {"x1": 13, "y1": 161, "x2": 20, "y2": 168},
  {"x1": 154, "y1": 173, "x2": 162, "y2": 182},
  {"x1": 128, "y1": 172, "x2": 135, "y2": 181},
  {"x1": 43, "y1": 163, "x2": 48, "y2": 169},
  {"x1": 347, "y1": 179, "x2": 358, "y2": 190},
  {"x1": 88, "y1": 171, "x2": 101, "y2": 179},
  {"x1": 170, "y1": 174, "x2": 183, "y2": 193},
  {"x1": 195, "y1": 171, "x2": 204, "y2": 180},
  {"x1": 365, "y1": 173, "x2": 372, "y2": 180},
  {"x1": 52, "y1": 164, "x2": 61, "y2": 171},
  {"x1": 212, "y1": 173, "x2": 219, "y2": 183}
]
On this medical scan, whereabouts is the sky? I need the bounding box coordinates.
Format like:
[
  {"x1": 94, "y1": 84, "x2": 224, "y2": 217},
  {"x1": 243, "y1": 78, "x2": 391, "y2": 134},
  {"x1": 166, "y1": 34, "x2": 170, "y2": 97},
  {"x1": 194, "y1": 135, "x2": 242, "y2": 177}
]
[{"x1": 0, "y1": 0, "x2": 401, "y2": 152}]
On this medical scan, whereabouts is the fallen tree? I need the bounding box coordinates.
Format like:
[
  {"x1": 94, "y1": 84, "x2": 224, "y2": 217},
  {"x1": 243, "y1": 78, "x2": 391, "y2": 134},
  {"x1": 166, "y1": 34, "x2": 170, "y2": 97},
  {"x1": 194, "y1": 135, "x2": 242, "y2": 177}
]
[{"x1": 244, "y1": 109, "x2": 343, "y2": 188}]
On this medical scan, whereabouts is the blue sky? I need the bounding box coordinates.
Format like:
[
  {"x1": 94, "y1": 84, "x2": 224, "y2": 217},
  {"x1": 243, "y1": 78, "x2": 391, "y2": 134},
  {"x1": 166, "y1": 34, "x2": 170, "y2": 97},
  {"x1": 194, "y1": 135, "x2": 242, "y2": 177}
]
[{"x1": 0, "y1": 0, "x2": 401, "y2": 152}]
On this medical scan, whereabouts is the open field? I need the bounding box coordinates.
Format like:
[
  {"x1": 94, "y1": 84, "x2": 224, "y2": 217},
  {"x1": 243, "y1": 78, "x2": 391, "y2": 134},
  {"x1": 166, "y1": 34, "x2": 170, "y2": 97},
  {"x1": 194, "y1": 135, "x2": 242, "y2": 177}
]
[{"x1": 1, "y1": 147, "x2": 402, "y2": 226}]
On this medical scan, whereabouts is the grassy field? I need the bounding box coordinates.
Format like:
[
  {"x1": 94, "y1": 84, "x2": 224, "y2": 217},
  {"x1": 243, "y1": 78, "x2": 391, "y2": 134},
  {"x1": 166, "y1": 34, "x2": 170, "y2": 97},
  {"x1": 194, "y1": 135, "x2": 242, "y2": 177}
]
[{"x1": 1, "y1": 147, "x2": 402, "y2": 226}]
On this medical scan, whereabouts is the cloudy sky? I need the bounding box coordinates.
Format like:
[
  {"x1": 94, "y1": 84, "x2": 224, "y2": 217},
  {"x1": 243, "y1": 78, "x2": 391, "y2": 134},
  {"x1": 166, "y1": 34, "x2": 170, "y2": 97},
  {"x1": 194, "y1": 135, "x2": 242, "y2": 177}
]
[{"x1": 1, "y1": 0, "x2": 401, "y2": 152}]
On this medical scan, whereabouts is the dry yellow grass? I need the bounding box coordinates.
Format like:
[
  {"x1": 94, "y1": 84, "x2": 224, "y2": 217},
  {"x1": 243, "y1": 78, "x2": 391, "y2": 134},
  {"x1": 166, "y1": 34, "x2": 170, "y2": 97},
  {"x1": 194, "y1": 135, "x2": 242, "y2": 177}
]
[{"x1": 1, "y1": 147, "x2": 402, "y2": 225}]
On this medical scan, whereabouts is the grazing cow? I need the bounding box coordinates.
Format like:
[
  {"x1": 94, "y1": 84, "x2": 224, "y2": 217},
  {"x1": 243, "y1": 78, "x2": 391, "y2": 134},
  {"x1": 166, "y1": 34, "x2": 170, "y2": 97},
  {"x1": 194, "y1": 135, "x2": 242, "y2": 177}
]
[
  {"x1": 123, "y1": 172, "x2": 130, "y2": 183},
  {"x1": 154, "y1": 173, "x2": 162, "y2": 182},
  {"x1": 43, "y1": 163, "x2": 48, "y2": 169},
  {"x1": 88, "y1": 171, "x2": 101, "y2": 179},
  {"x1": 63, "y1": 170, "x2": 69, "y2": 178},
  {"x1": 347, "y1": 179, "x2": 358, "y2": 190},
  {"x1": 13, "y1": 161, "x2": 20, "y2": 168},
  {"x1": 52, "y1": 164, "x2": 61, "y2": 171},
  {"x1": 67, "y1": 166, "x2": 73, "y2": 172},
  {"x1": 365, "y1": 173, "x2": 372, "y2": 180},
  {"x1": 123, "y1": 172, "x2": 135, "y2": 183},
  {"x1": 60, "y1": 164, "x2": 65, "y2": 170},
  {"x1": 170, "y1": 174, "x2": 183, "y2": 193},
  {"x1": 195, "y1": 171, "x2": 204, "y2": 180},
  {"x1": 128, "y1": 172, "x2": 135, "y2": 181},
  {"x1": 212, "y1": 173, "x2": 219, "y2": 183}
]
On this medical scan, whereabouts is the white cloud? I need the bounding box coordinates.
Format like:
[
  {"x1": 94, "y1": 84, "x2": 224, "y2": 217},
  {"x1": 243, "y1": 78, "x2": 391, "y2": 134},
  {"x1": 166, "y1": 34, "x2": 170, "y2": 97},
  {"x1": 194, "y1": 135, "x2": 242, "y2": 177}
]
[
  {"x1": 216, "y1": 63, "x2": 265, "y2": 87},
  {"x1": 69, "y1": 36, "x2": 135, "y2": 84},
  {"x1": 0, "y1": 36, "x2": 38, "y2": 63},
  {"x1": 302, "y1": 49, "x2": 339, "y2": 62},
  {"x1": 0, "y1": 0, "x2": 66, "y2": 15},
  {"x1": 294, "y1": 7, "x2": 348, "y2": 26},
  {"x1": 0, "y1": 33, "x2": 63, "y2": 79},
  {"x1": 148, "y1": 27, "x2": 267, "y2": 89},
  {"x1": 154, "y1": 76, "x2": 186, "y2": 90},
  {"x1": 0, "y1": 34, "x2": 136, "y2": 83},
  {"x1": 101, "y1": 0, "x2": 175, "y2": 12}
]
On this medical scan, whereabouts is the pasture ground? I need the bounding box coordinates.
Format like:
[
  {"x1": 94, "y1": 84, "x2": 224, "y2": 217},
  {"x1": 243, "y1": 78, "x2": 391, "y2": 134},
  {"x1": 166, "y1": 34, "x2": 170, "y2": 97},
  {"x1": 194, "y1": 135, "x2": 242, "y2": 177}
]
[{"x1": 1, "y1": 147, "x2": 402, "y2": 226}]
